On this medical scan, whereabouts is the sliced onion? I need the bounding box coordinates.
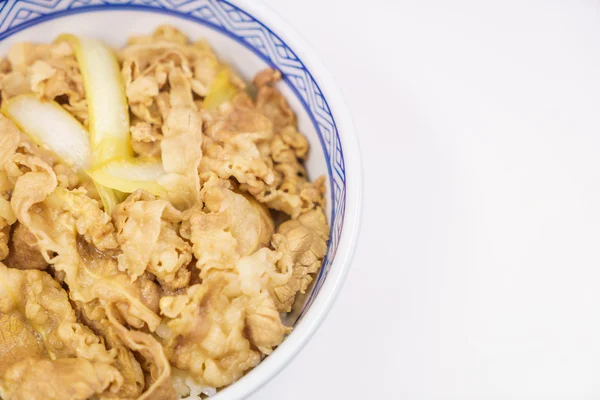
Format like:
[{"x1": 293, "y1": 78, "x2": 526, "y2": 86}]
[
  {"x1": 2, "y1": 94, "x2": 91, "y2": 170},
  {"x1": 59, "y1": 34, "x2": 133, "y2": 213},
  {"x1": 203, "y1": 68, "x2": 238, "y2": 110},
  {"x1": 96, "y1": 185, "x2": 125, "y2": 214},
  {"x1": 88, "y1": 158, "x2": 166, "y2": 196},
  {"x1": 58, "y1": 34, "x2": 132, "y2": 163}
]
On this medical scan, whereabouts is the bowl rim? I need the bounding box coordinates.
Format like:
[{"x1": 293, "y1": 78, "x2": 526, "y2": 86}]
[{"x1": 0, "y1": 0, "x2": 364, "y2": 398}]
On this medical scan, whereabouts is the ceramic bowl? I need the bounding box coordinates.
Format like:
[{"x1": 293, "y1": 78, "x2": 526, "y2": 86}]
[{"x1": 0, "y1": 0, "x2": 362, "y2": 398}]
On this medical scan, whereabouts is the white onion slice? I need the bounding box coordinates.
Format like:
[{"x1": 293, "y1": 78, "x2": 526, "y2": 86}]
[
  {"x1": 88, "y1": 158, "x2": 165, "y2": 196},
  {"x1": 59, "y1": 34, "x2": 134, "y2": 213},
  {"x1": 2, "y1": 94, "x2": 91, "y2": 170},
  {"x1": 59, "y1": 34, "x2": 132, "y2": 163}
]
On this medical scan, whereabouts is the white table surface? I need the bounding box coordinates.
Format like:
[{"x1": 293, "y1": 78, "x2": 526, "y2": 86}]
[{"x1": 251, "y1": 1, "x2": 600, "y2": 399}]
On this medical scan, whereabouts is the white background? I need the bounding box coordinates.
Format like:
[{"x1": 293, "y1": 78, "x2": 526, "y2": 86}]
[{"x1": 251, "y1": 1, "x2": 600, "y2": 399}]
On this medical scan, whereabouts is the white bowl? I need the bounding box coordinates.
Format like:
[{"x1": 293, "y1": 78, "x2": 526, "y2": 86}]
[{"x1": 0, "y1": 0, "x2": 363, "y2": 398}]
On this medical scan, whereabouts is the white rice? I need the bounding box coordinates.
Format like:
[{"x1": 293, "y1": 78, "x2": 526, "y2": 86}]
[{"x1": 171, "y1": 368, "x2": 216, "y2": 399}]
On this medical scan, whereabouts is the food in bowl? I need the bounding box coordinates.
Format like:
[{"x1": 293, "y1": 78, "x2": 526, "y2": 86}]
[{"x1": 0, "y1": 26, "x2": 329, "y2": 400}]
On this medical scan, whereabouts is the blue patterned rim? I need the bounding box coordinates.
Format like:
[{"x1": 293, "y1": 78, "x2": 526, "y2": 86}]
[{"x1": 0, "y1": 0, "x2": 346, "y2": 323}]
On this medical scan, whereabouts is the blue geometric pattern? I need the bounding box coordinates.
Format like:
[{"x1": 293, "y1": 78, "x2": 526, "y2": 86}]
[{"x1": 0, "y1": 0, "x2": 346, "y2": 323}]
